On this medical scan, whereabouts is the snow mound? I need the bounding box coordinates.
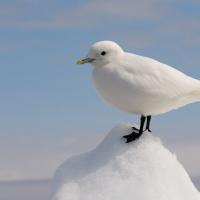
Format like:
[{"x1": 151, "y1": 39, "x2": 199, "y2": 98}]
[{"x1": 52, "y1": 123, "x2": 200, "y2": 200}]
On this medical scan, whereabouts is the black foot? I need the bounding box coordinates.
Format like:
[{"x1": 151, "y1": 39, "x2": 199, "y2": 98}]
[
  {"x1": 122, "y1": 132, "x2": 141, "y2": 143},
  {"x1": 144, "y1": 128, "x2": 152, "y2": 132}
]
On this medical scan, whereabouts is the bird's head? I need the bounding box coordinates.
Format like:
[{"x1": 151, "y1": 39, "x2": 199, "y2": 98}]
[{"x1": 77, "y1": 41, "x2": 124, "y2": 67}]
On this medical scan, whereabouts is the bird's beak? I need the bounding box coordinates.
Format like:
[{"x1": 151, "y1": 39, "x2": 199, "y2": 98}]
[{"x1": 76, "y1": 57, "x2": 95, "y2": 65}]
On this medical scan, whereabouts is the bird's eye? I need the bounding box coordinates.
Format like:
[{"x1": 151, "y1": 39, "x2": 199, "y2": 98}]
[{"x1": 101, "y1": 51, "x2": 106, "y2": 56}]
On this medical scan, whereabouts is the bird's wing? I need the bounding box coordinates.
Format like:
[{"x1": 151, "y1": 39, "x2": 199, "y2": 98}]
[{"x1": 118, "y1": 53, "x2": 200, "y2": 99}]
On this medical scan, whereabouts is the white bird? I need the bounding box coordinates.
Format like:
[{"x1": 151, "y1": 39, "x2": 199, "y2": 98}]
[{"x1": 77, "y1": 41, "x2": 200, "y2": 143}]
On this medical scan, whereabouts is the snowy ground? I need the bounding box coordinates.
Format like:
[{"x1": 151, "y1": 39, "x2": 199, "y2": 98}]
[{"x1": 52, "y1": 123, "x2": 200, "y2": 200}]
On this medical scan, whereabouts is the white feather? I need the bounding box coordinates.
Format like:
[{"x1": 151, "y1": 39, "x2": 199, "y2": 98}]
[{"x1": 88, "y1": 41, "x2": 200, "y2": 116}]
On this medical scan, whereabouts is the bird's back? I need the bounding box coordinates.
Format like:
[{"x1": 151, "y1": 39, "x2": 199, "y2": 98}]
[{"x1": 92, "y1": 52, "x2": 200, "y2": 115}]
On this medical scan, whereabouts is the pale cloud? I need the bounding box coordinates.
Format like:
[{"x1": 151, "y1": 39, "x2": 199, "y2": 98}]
[
  {"x1": 0, "y1": 0, "x2": 199, "y2": 52},
  {"x1": 0, "y1": 0, "x2": 166, "y2": 28},
  {"x1": 59, "y1": 0, "x2": 163, "y2": 24},
  {"x1": 1, "y1": 0, "x2": 199, "y2": 49},
  {"x1": 0, "y1": 0, "x2": 199, "y2": 46},
  {"x1": 109, "y1": 30, "x2": 155, "y2": 49},
  {"x1": 159, "y1": 18, "x2": 200, "y2": 46}
]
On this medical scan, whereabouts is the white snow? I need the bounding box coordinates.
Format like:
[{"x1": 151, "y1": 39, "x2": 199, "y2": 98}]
[{"x1": 52, "y1": 123, "x2": 200, "y2": 200}]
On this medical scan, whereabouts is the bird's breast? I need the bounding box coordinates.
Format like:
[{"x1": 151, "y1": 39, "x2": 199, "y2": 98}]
[{"x1": 92, "y1": 66, "x2": 145, "y2": 114}]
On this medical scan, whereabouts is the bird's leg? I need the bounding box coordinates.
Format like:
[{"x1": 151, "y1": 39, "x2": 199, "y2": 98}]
[
  {"x1": 145, "y1": 115, "x2": 152, "y2": 132},
  {"x1": 132, "y1": 115, "x2": 152, "y2": 132},
  {"x1": 123, "y1": 115, "x2": 146, "y2": 143}
]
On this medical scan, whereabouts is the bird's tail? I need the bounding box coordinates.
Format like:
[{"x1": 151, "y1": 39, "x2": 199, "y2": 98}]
[{"x1": 192, "y1": 84, "x2": 200, "y2": 101}]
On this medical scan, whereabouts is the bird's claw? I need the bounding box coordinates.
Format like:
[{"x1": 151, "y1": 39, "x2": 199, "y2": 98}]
[
  {"x1": 132, "y1": 126, "x2": 139, "y2": 132},
  {"x1": 144, "y1": 128, "x2": 152, "y2": 132},
  {"x1": 122, "y1": 132, "x2": 140, "y2": 143},
  {"x1": 122, "y1": 126, "x2": 152, "y2": 143}
]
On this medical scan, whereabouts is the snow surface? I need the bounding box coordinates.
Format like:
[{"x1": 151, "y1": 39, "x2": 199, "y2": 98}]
[{"x1": 52, "y1": 123, "x2": 200, "y2": 200}]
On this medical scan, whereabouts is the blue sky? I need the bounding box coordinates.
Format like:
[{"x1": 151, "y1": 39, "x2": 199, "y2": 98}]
[{"x1": 0, "y1": 0, "x2": 200, "y2": 181}]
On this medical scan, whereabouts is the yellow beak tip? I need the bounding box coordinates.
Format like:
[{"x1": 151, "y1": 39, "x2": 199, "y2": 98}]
[{"x1": 76, "y1": 60, "x2": 83, "y2": 64}]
